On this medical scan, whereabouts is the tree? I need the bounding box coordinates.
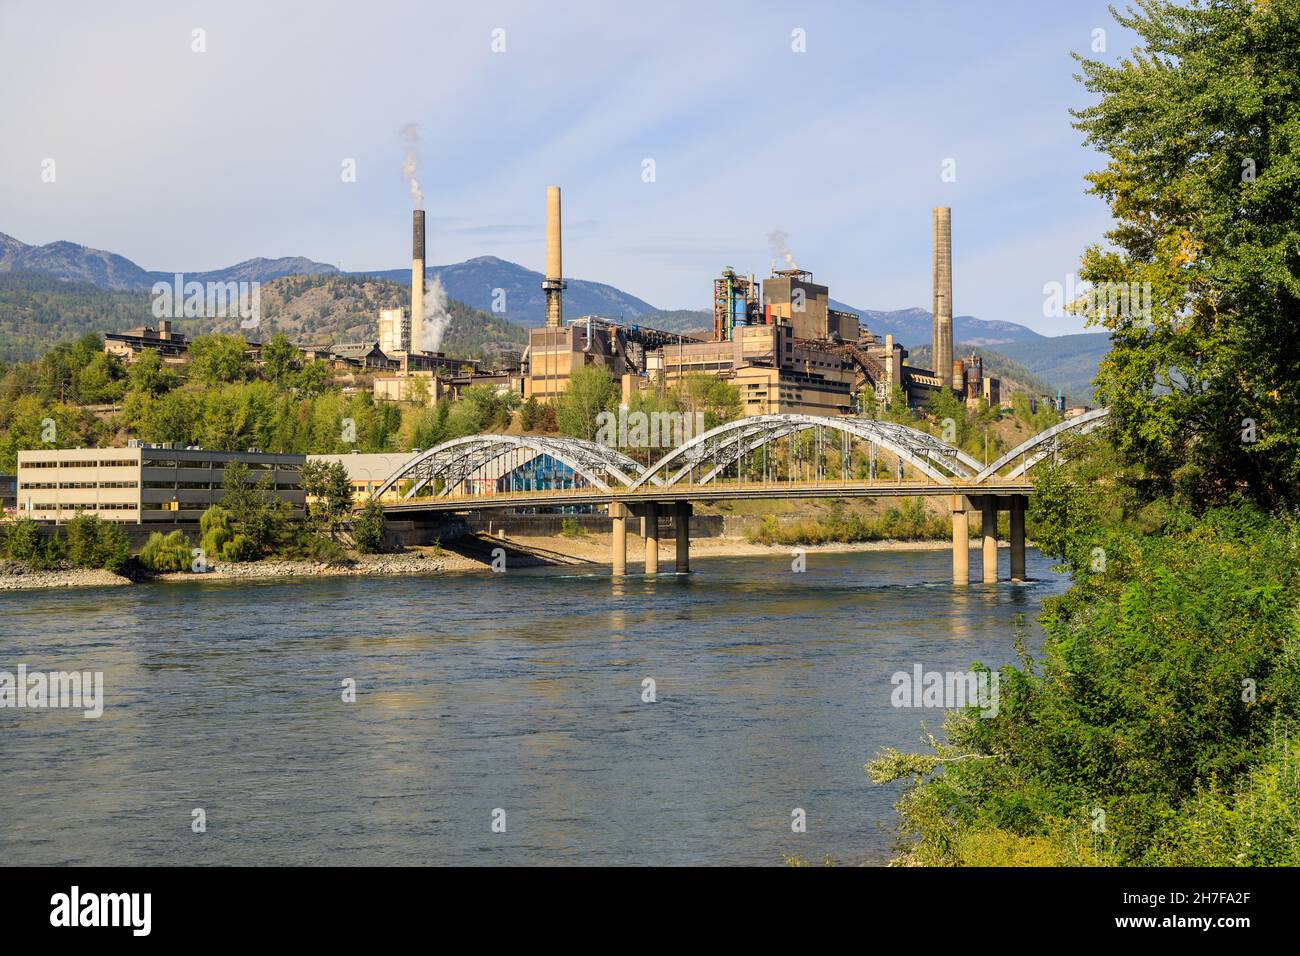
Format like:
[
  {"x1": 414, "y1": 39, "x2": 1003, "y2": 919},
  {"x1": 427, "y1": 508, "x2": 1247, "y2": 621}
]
[
  {"x1": 138, "y1": 530, "x2": 192, "y2": 573},
  {"x1": 291, "y1": 359, "x2": 332, "y2": 397},
  {"x1": 519, "y1": 396, "x2": 542, "y2": 431},
  {"x1": 220, "y1": 460, "x2": 290, "y2": 556},
  {"x1": 300, "y1": 459, "x2": 353, "y2": 537},
  {"x1": 1073, "y1": 0, "x2": 1300, "y2": 507},
  {"x1": 63, "y1": 511, "x2": 130, "y2": 572},
  {"x1": 127, "y1": 347, "x2": 178, "y2": 397},
  {"x1": 188, "y1": 334, "x2": 250, "y2": 386},
  {"x1": 676, "y1": 373, "x2": 741, "y2": 429},
  {"x1": 2, "y1": 517, "x2": 57, "y2": 569},
  {"x1": 352, "y1": 497, "x2": 387, "y2": 553},
  {"x1": 556, "y1": 364, "x2": 618, "y2": 441},
  {"x1": 260, "y1": 333, "x2": 299, "y2": 387}
]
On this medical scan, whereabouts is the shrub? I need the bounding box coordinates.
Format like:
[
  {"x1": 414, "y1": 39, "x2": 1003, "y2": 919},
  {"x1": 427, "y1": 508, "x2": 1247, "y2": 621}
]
[
  {"x1": 560, "y1": 517, "x2": 586, "y2": 538},
  {"x1": 219, "y1": 533, "x2": 257, "y2": 562},
  {"x1": 351, "y1": 498, "x2": 387, "y2": 554},
  {"x1": 198, "y1": 505, "x2": 235, "y2": 561},
  {"x1": 138, "y1": 530, "x2": 192, "y2": 573},
  {"x1": 3, "y1": 517, "x2": 53, "y2": 567},
  {"x1": 63, "y1": 511, "x2": 130, "y2": 572}
]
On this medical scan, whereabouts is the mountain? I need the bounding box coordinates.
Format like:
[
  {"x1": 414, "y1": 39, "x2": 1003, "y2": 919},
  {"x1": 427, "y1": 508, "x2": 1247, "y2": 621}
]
[
  {"x1": 210, "y1": 273, "x2": 527, "y2": 363},
  {"x1": 0, "y1": 228, "x2": 1105, "y2": 393},
  {"x1": 0, "y1": 270, "x2": 526, "y2": 365},
  {"x1": 907, "y1": 343, "x2": 1060, "y2": 403},
  {"x1": 0, "y1": 272, "x2": 153, "y2": 362},
  {"x1": 351, "y1": 255, "x2": 658, "y2": 328},
  {"x1": 828, "y1": 302, "x2": 1045, "y2": 348},
  {"x1": 990, "y1": 332, "x2": 1110, "y2": 403},
  {"x1": 0, "y1": 232, "x2": 338, "y2": 291}
]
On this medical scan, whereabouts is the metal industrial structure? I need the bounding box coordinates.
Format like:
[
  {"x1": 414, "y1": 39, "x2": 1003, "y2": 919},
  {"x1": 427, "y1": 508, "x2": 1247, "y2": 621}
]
[{"x1": 366, "y1": 412, "x2": 1106, "y2": 585}]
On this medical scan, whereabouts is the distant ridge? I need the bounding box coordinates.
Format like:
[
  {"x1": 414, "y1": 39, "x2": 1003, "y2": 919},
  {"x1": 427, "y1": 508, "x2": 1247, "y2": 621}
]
[
  {"x1": 0, "y1": 232, "x2": 338, "y2": 291},
  {"x1": 0, "y1": 228, "x2": 1104, "y2": 389}
]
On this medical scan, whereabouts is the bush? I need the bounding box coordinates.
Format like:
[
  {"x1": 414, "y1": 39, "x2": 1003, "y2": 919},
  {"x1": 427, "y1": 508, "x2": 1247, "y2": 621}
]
[
  {"x1": 869, "y1": 503, "x2": 1300, "y2": 866},
  {"x1": 198, "y1": 505, "x2": 235, "y2": 562},
  {"x1": 290, "y1": 533, "x2": 350, "y2": 564},
  {"x1": 351, "y1": 498, "x2": 387, "y2": 554},
  {"x1": 138, "y1": 530, "x2": 192, "y2": 573},
  {"x1": 745, "y1": 499, "x2": 949, "y2": 546},
  {"x1": 2, "y1": 517, "x2": 56, "y2": 568},
  {"x1": 560, "y1": 517, "x2": 586, "y2": 538},
  {"x1": 63, "y1": 511, "x2": 130, "y2": 572},
  {"x1": 219, "y1": 533, "x2": 257, "y2": 562}
]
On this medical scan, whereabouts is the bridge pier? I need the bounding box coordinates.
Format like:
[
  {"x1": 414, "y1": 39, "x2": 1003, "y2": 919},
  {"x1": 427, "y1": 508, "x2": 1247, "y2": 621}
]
[
  {"x1": 643, "y1": 502, "x2": 660, "y2": 575},
  {"x1": 951, "y1": 496, "x2": 969, "y2": 586},
  {"x1": 1010, "y1": 494, "x2": 1026, "y2": 581},
  {"x1": 981, "y1": 496, "x2": 999, "y2": 584},
  {"x1": 675, "y1": 501, "x2": 691, "y2": 574},
  {"x1": 610, "y1": 501, "x2": 628, "y2": 576}
]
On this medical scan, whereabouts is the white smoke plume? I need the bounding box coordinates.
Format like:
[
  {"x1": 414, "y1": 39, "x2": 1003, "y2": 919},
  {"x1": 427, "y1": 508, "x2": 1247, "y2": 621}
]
[
  {"x1": 399, "y1": 122, "x2": 423, "y2": 209},
  {"x1": 767, "y1": 228, "x2": 797, "y2": 271},
  {"x1": 419, "y1": 275, "x2": 452, "y2": 353}
]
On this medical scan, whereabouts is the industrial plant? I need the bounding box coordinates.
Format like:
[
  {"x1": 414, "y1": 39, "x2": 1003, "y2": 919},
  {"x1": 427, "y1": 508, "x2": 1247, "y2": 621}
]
[{"x1": 368, "y1": 188, "x2": 1000, "y2": 419}]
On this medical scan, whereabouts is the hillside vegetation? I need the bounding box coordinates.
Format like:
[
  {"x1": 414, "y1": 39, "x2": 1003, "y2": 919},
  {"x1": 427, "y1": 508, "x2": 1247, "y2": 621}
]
[{"x1": 0, "y1": 271, "x2": 526, "y2": 365}]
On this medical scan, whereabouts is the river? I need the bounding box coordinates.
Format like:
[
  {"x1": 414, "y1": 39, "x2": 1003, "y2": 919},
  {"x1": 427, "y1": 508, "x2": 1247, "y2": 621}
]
[{"x1": 0, "y1": 547, "x2": 1069, "y2": 866}]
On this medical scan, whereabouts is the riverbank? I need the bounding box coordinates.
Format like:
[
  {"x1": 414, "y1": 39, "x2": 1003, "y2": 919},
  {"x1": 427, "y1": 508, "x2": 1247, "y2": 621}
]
[
  {"x1": 0, "y1": 535, "x2": 1006, "y2": 591},
  {"x1": 501, "y1": 532, "x2": 981, "y2": 564},
  {"x1": 0, "y1": 559, "x2": 132, "y2": 591}
]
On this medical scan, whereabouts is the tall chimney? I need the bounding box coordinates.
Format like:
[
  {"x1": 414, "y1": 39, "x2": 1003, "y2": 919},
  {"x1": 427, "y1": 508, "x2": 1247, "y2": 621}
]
[
  {"x1": 931, "y1": 207, "x2": 953, "y2": 391},
  {"x1": 542, "y1": 185, "x2": 565, "y2": 328},
  {"x1": 410, "y1": 209, "x2": 425, "y2": 353}
]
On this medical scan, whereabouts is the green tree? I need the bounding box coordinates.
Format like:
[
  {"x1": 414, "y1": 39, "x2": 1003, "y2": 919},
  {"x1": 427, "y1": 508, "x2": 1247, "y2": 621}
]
[
  {"x1": 127, "y1": 348, "x2": 178, "y2": 396},
  {"x1": 260, "y1": 333, "x2": 300, "y2": 387},
  {"x1": 351, "y1": 497, "x2": 387, "y2": 553},
  {"x1": 63, "y1": 511, "x2": 130, "y2": 572},
  {"x1": 301, "y1": 459, "x2": 353, "y2": 537},
  {"x1": 1073, "y1": 0, "x2": 1300, "y2": 507},
  {"x1": 556, "y1": 364, "x2": 619, "y2": 441},
  {"x1": 519, "y1": 396, "x2": 542, "y2": 431},
  {"x1": 220, "y1": 460, "x2": 290, "y2": 556},
  {"x1": 2, "y1": 517, "x2": 57, "y2": 568},
  {"x1": 188, "y1": 334, "x2": 250, "y2": 386},
  {"x1": 138, "y1": 530, "x2": 192, "y2": 573}
]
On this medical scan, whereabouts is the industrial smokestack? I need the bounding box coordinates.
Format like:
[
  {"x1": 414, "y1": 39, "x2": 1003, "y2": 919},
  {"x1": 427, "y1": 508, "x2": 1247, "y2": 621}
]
[
  {"x1": 411, "y1": 209, "x2": 426, "y2": 353},
  {"x1": 542, "y1": 185, "x2": 565, "y2": 328},
  {"x1": 932, "y1": 207, "x2": 953, "y2": 391}
]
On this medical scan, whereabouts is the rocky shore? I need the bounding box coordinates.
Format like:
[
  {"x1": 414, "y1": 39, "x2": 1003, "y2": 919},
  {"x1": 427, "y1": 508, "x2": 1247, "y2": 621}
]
[
  {"x1": 0, "y1": 559, "x2": 132, "y2": 591},
  {"x1": 153, "y1": 551, "x2": 479, "y2": 582}
]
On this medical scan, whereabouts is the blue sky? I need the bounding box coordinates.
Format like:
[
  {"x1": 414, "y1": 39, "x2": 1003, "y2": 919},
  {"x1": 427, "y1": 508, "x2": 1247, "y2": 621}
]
[{"x1": 0, "y1": 0, "x2": 1136, "y2": 334}]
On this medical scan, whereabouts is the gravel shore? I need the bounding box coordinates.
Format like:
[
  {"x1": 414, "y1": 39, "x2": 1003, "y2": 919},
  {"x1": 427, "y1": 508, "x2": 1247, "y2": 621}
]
[{"x1": 0, "y1": 560, "x2": 132, "y2": 591}]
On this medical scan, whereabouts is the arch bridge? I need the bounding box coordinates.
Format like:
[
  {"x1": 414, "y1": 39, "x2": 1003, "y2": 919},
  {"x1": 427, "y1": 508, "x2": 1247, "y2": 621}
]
[{"x1": 369, "y1": 412, "x2": 1108, "y2": 585}]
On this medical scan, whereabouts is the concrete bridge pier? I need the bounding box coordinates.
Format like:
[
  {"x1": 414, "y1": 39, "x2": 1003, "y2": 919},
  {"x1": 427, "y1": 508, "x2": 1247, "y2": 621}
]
[
  {"x1": 642, "y1": 502, "x2": 660, "y2": 575},
  {"x1": 951, "y1": 495, "x2": 969, "y2": 586},
  {"x1": 610, "y1": 501, "x2": 628, "y2": 576},
  {"x1": 674, "y1": 501, "x2": 691, "y2": 574},
  {"x1": 981, "y1": 497, "x2": 999, "y2": 584},
  {"x1": 1010, "y1": 495, "x2": 1027, "y2": 581}
]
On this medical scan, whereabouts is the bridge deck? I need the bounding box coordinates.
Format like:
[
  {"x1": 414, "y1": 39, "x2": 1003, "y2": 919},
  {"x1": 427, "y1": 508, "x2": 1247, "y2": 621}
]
[{"x1": 378, "y1": 479, "x2": 1035, "y2": 514}]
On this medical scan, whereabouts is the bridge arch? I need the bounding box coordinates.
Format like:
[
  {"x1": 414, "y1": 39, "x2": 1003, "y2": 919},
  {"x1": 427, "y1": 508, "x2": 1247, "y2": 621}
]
[
  {"x1": 628, "y1": 414, "x2": 983, "y2": 488},
  {"x1": 370, "y1": 434, "x2": 649, "y2": 500},
  {"x1": 976, "y1": 407, "x2": 1110, "y2": 481}
]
